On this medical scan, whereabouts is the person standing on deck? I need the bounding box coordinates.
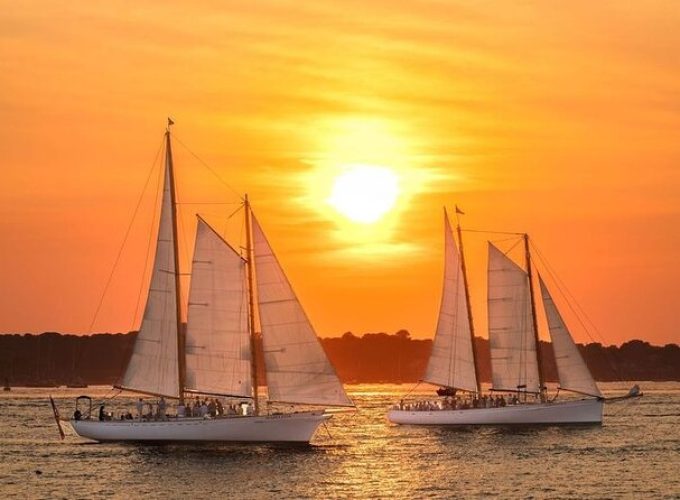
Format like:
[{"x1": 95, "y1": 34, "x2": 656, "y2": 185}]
[
  {"x1": 135, "y1": 398, "x2": 144, "y2": 419},
  {"x1": 158, "y1": 397, "x2": 167, "y2": 420}
]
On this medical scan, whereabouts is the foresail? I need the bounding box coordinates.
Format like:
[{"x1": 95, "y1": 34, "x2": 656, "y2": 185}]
[
  {"x1": 119, "y1": 156, "x2": 179, "y2": 398},
  {"x1": 539, "y1": 277, "x2": 602, "y2": 397},
  {"x1": 252, "y1": 215, "x2": 353, "y2": 407},
  {"x1": 184, "y1": 218, "x2": 252, "y2": 398},
  {"x1": 423, "y1": 212, "x2": 478, "y2": 392},
  {"x1": 487, "y1": 243, "x2": 540, "y2": 393}
]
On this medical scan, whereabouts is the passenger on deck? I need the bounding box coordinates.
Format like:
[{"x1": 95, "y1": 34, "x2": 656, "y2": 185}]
[
  {"x1": 177, "y1": 402, "x2": 185, "y2": 418},
  {"x1": 136, "y1": 398, "x2": 144, "y2": 419},
  {"x1": 208, "y1": 399, "x2": 216, "y2": 417},
  {"x1": 98, "y1": 404, "x2": 105, "y2": 421},
  {"x1": 216, "y1": 399, "x2": 224, "y2": 416},
  {"x1": 158, "y1": 397, "x2": 167, "y2": 420}
]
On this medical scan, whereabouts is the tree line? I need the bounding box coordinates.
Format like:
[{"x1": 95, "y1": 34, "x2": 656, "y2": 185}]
[{"x1": 0, "y1": 330, "x2": 678, "y2": 386}]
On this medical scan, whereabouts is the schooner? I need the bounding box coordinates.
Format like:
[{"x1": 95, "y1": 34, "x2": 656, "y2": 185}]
[
  {"x1": 69, "y1": 121, "x2": 353, "y2": 443},
  {"x1": 388, "y1": 208, "x2": 639, "y2": 426}
]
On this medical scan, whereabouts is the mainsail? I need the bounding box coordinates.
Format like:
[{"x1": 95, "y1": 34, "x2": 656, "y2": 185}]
[
  {"x1": 184, "y1": 217, "x2": 252, "y2": 398},
  {"x1": 487, "y1": 243, "x2": 540, "y2": 393},
  {"x1": 251, "y1": 215, "x2": 353, "y2": 407},
  {"x1": 423, "y1": 211, "x2": 478, "y2": 392},
  {"x1": 539, "y1": 276, "x2": 602, "y2": 397},
  {"x1": 119, "y1": 149, "x2": 180, "y2": 398}
]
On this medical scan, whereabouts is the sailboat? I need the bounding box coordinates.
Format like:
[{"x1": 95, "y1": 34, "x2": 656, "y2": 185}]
[
  {"x1": 68, "y1": 121, "x2": 353, "y2": 443},
  {"x1": 387, "y1": 209, "x2": 640, "y2": 426}
]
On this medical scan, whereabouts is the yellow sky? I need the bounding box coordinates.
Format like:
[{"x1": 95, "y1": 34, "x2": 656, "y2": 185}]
[{"x1": 1, "y1": 1, "x2": 679, "y2": 345}]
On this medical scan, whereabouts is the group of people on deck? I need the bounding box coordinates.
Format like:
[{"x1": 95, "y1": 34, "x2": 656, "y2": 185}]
[
  {"x1": 131, "y1": 396, "x2": 253, "y2": 421},
  {"x1": 398, "y1": 393, "x2": 522, "y2": 412},
  {"x1": 83, "y1": 396, "x2": 254, "y2": 422}
]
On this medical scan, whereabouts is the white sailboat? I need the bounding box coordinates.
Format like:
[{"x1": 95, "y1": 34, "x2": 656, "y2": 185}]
[
  {"x1": 69, "y1": 122, "x2": 353, "y2": 443},
  {"x1": 388, "y1": 209, "x2": 638, "y2": 426}
]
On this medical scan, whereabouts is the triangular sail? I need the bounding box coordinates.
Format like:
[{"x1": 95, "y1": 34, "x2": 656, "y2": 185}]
[
  {"x1": 423, "y1": 212, "x2": 478, "y2": 392},
  {"x1": 487, "y1": 243, "x2": 540, "y2": 393},
  {"x1": 119, "y1": 150, "x2": 180, "y2": 398},
  {"x1": 184, "y1": 218, "x2": 252, "y2": 398},
  {"x1": 539, "y1": 276, "x2": 602, "y2": 397},
  {"x1": 252, "y1": 215, "x2": 353, "y2": 407}
]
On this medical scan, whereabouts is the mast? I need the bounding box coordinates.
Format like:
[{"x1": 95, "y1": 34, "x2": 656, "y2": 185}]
[
  {"x1": 165, "y1": 120, "x2": 186, "y2": 403},
  {"x1": 454, "y1": 209, "x2": 482, "y2": 394},
  {"x1": 524, "y1": 233, "x2": 544, "y2": 398},
  {"x1": 243, "y1": 194, "x2": 260, "y2": 415}
]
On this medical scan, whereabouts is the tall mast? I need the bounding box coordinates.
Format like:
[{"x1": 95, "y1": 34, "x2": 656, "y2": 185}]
[
  {"x1": 454, "y1": 208, "x2": 482, "y2": 394},
  {"x1": 243, "y1": 194, "x2": 260, "y2": 415},
  {"x1": 165, "y1": 120, "x2": 186, "y2": 403},
  {"x1": 524, "y1": 233, "x2": 544, "y2": 398}
]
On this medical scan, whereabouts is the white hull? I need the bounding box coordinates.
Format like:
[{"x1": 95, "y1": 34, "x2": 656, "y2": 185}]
[
  {"x1": 70, "y1": 411, "x2": 330, "y2": 443},
  {"x1": 387, "y1": 398, "x2": 603, "y2": 426}
]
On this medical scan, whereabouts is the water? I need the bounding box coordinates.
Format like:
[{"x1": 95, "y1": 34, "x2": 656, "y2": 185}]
[{"x1": 0, "y1": 383, "x2": 678, "y2": 499}]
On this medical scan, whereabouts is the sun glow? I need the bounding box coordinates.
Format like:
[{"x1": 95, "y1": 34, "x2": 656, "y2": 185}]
[
  {"x1": 297, "y1": 116, "x2": 449, "y2": 259},
  {"x1": 328, "y1": 165, "x2": 399, "y2": 224}
]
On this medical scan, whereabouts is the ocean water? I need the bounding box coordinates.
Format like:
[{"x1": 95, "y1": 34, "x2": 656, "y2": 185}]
[{"x1": 0, "y1": 382, "x2": 677, "y2": 499}]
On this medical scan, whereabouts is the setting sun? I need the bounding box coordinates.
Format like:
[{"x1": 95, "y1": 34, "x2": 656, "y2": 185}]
[{"x1": 328, "y1": 164, "x2": 399, "y2": 224}]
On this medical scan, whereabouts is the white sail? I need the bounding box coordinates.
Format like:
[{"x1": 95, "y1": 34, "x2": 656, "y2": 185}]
[
  {"x1": 539, "y1": 277, "x2": 602, "y2": 397},
  {"x1": 487, "y1": 243, "x2": 540, "y2": 393},
  {"x1": 423, "y1": 211, "x2": 478, "y2": 392},
  {"x1": 252, "y1": 215, "x2": 353, "y2": 407},
  {"x1": 119, "y1": 150, "x2": 180, "y2": 398},
  {"x1": 184, "y1": 217, "x2": 252, "y2": 398}
]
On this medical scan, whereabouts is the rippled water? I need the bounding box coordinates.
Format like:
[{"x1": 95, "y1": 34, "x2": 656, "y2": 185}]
[{"x1": 0, "y1": 382, "x2": 678, "y2": 499}]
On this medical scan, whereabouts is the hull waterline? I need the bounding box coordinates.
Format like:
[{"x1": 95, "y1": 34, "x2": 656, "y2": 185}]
[
  {"x1": 387, "y1": 398, "x2": 603, "y2": 426},
  {"x1": 70, "y1": 411, "x2": 330, "y2": 443}
]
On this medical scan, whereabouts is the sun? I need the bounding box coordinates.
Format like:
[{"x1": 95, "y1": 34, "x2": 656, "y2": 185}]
[{"x1": 328, "y1": 164, "x2": 400, "y2": 224}]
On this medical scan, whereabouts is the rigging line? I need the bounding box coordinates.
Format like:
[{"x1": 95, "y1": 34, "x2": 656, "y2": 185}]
[
  {"x1": 528, "y1": 240, "x2": 623, "y2": 380},
  {"x1": 490, "y1": 236, "x2": 522, "y2": 244},
  {"x1": 401, "y1": 380, "x2": 422, "y2": 400},
  {"x1": 87, "y1": 134, "x2": 165, "y2": 334},
  {"x1": 176, "y1": 202, "x2": 240, "y2": 205},
  {"x1": 131, "y1": 150, "x2": 164, "y2": 331},
  {"x1": 498, "y1": 237, "x2": 523, "y2": 257},
  {"x1": 170, "y1": 132, "x2": 244, "y2": 201},
  {"x1": 529, "y1": 240, "x2": 605, "y2": 344},
  {"x1": 462, "y1": 229, "x2": 525, "y2": 236}
]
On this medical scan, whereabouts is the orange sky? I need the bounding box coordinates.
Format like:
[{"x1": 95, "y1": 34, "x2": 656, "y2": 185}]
[{"x1": 1, "y1": 1, "x2": 679, "y2": 345}]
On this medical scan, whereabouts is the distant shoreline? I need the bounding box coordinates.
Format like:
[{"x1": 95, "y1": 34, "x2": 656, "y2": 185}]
[{"x1": 1, "y1": 331, "x2": 679, "y2": 386}]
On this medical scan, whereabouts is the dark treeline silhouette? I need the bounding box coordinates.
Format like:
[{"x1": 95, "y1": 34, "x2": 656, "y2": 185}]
[{"x1": 0, "y1": 330, "x2": 678, "y2": 386}]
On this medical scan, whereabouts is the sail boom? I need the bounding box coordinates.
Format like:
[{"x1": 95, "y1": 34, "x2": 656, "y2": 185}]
[
  {"x1": 113, "y1": 385, "x2": 180, "y2": 400},
  {"x1": 421, "y1": 379, "x2": 477, "y2": 393},
  {"x1": 558, "y1": 387, "x2": 603, "y2": 399},
  {"x1": 184, "y1": 389, "x2": 253, "y2": 399},
  {"x1": 490, "y1": 387, "x2": 541, "y2": 394},
  {"x1": 267, "y1": 399, "x2": 355, "y2": 408}
]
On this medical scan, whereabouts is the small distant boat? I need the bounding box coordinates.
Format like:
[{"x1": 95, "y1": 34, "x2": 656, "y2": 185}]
[
  {"x1": 388, "y1": 209, "x2": 640, "y2": 426},
  {"x1": 67, "y1": 120, "x2": 353, "y2": 443}
]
